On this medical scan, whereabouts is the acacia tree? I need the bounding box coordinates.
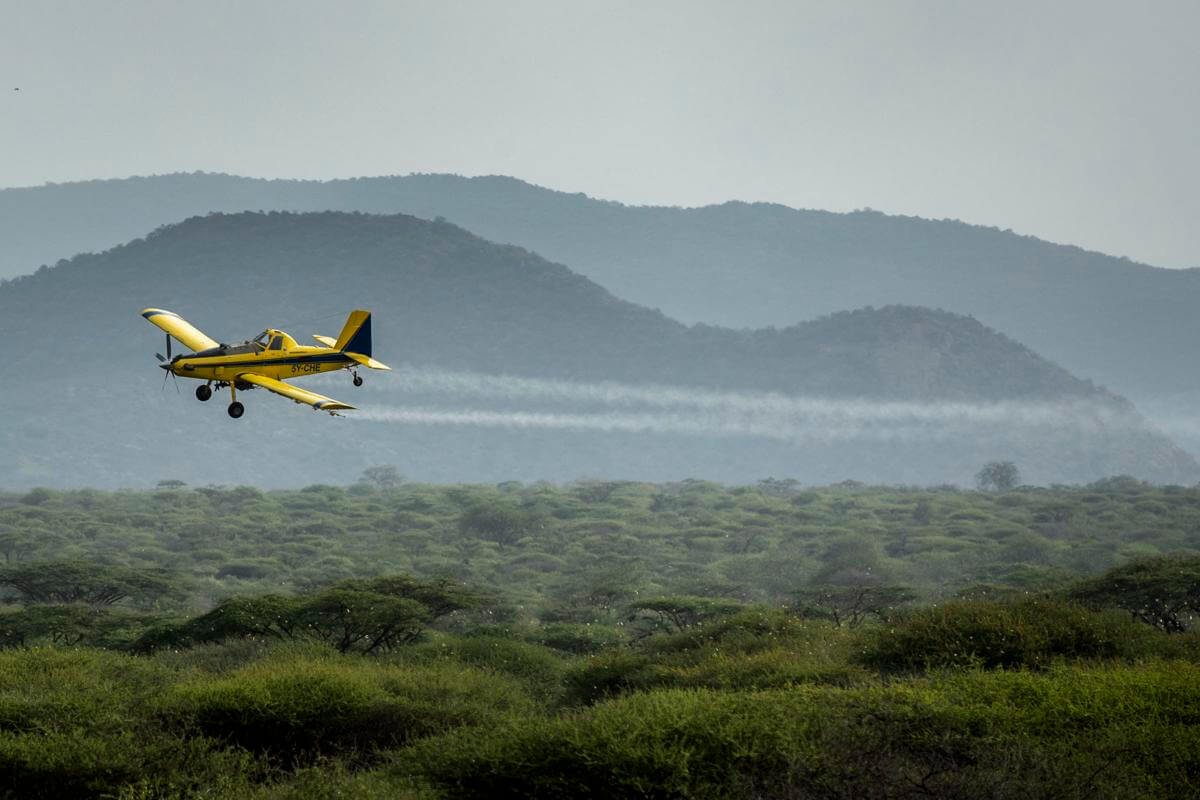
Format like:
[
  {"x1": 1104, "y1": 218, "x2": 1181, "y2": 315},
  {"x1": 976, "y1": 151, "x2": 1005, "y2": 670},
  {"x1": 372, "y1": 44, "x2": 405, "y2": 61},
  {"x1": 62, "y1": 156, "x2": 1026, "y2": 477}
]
[
  {"x1": 976, "y1": 461, "x2": 1020, "y2": 491},
  {"x1": 296, "y1": 589, "x2": 429, "y2": 653},
  {"x1": 0, "y1": 561, "x2": 176, "y2": 607},
  {"x1": 626, "y1": 596, "x2": 745, "y2": 638},
  {"x1": 141, "y1": 574, "x2": 478, "y2": 654},
  {"x1": 0, "y1": 527, "x2": 33, "y2": 563},
  {"x1": 335, "y1": 575, "x2": 481, "y2": 618},
  {"x1": 1068, "y1": 556, "x2": 1200, "y2": 633},
  {"x1": 359, "y1": 465, "x2": 404, "y2": 491},
  {"x1": 0, "y1": 604, "x2": 151, "y2": 649},
  {"x1": 791, "y1": 584, "x2": 916, "y2": 628},
  {"x1": 458, "y1": 502, "x2": 545, "y2": 547},
  {"x1": 179, "y1": 595, "x2": 301, "y2": 643}
]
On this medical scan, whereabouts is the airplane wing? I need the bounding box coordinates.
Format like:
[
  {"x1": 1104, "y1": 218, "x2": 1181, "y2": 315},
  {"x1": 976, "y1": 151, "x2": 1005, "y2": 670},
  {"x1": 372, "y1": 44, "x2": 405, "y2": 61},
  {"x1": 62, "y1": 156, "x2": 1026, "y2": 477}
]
[
  {"x1": 236, "y1": 373, "x2": 355, "y2": 412},
  {"x1": 141, "y1": 308, "x2": 220, "y2": 352}
]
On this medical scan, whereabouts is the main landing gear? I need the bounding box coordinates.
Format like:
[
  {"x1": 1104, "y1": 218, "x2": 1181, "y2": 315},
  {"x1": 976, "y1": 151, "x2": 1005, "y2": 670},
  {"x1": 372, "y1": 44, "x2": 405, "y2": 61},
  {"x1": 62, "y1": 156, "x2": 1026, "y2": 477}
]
[
  {"x1": 227, "y1": 382, "x2": 245, "y2": 419},
  {"x1": 193, "y1": 380, "x2": 245, "y2": 418}
]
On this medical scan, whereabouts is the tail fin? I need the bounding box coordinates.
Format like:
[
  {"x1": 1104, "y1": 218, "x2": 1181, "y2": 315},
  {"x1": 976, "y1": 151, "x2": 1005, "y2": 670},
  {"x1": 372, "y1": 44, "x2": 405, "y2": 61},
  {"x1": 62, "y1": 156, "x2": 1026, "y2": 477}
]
[{"x1": 334, "y1": 310, "x2": 372, "y2": 356}]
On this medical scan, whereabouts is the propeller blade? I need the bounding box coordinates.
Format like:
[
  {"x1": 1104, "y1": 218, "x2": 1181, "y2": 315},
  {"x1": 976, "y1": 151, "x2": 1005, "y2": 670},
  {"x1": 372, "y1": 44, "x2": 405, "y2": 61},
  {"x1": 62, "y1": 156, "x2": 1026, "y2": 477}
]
[
  {"x1": 155, "y1": 353, "x2": 165, "y2": 362},
  {"x1": 166, "y1": 333, "x2": 173, "y2": 361}
]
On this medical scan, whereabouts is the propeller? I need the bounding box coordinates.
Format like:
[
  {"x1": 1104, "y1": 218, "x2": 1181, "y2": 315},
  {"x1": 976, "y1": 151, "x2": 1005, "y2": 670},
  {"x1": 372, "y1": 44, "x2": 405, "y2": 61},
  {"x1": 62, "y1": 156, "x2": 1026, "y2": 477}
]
[
  {"x1": 155, "y1": 333, "x2": 172, "y2": 362},
  {"x1": 157, "y1": 334, "x2": 180, "y2": 393},
  {"x1": 160, "y1": 365, "x2": 181, "y2": 393}
]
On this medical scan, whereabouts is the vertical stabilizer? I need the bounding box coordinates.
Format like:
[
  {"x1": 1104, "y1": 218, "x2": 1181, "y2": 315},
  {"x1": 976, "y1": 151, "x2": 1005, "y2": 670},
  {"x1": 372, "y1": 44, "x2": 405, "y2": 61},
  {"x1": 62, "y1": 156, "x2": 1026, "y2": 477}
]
[{"x1": 334, "y1": 310, "x2": 372, "y2": 356}]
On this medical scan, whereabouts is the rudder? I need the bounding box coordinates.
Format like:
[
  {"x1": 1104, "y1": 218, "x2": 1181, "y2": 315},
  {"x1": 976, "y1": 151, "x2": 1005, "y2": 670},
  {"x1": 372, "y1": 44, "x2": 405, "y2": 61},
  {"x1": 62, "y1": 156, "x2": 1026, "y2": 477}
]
[{"x1": 334, "y1": 310, "x2": 372, "y2": 357}]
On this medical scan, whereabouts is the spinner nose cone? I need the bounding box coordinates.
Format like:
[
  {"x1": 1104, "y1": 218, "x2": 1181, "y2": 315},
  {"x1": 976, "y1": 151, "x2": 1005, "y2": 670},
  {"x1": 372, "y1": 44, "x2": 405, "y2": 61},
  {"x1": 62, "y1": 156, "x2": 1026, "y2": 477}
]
[{"x1": 160, "y1": 363, "x2": 171, "y2": 371}]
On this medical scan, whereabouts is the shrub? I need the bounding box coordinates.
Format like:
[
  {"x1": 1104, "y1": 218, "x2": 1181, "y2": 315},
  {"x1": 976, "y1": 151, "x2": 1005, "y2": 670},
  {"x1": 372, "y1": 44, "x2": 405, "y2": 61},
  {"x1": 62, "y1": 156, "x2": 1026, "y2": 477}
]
[
  {"x1": 401, "y1": 634, "x2": 568, "y2": 699},
  {"x1": 531, "y1": 623, "x2": 625, "y2": 654},
  {"x1": 227, "y1": 762, "x2": 433, "y2": 800},
  {"x1": 401, "y1": 664, "x2": 1200, "y2": 799},
  {"x1": 638, "y1": 607, "x2": 825, "y2": 656},
  {"x1": 857, "y1": 597, "x2": 1176, "y2": 672},
  {"x1": 164, "y1": 652, "x2": 535, "y2": 762},
  {"x1": 0, "y1": 648, "x2": 262, "y2": 798},
  {"x1": 563, "y1": 612, "x2": 856, "y2": 704}
]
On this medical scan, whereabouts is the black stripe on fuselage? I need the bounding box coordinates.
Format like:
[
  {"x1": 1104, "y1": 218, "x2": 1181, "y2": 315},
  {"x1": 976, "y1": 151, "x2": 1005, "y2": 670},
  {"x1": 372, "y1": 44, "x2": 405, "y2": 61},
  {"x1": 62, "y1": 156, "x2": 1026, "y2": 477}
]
[{"x1": 177, "y1": 353, "x2": 353, "y2": 369}]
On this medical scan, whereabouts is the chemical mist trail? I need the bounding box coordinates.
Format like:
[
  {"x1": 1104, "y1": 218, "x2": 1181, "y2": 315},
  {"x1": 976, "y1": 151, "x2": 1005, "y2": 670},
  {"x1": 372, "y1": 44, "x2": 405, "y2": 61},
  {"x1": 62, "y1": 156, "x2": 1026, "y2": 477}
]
[{"x1": 333, "y1": 366, "x2": 1142, "y2": 443}]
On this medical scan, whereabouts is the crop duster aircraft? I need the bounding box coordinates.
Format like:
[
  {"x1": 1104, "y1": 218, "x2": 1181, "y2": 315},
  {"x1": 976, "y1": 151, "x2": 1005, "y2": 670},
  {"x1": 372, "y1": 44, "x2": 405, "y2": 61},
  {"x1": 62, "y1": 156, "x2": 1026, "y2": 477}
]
[{"x1": 142, "y1": 308, "x2": 390, "y2": 418}]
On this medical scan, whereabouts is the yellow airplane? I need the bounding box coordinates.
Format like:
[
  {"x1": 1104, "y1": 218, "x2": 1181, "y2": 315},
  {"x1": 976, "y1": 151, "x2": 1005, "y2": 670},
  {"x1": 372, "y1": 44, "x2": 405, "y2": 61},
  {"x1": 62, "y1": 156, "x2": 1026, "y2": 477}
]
[{"x1": 142, "y1": 308, "x2": 390, "y2": 418}]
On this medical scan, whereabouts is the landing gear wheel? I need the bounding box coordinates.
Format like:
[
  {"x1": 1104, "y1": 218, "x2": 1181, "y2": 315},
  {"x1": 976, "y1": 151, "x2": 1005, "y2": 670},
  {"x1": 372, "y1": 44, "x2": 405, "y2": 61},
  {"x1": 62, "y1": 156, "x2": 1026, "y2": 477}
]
[
  {"x1": 196, "y1": 384, "x2": 212, "y2": 402},
  {"x1": 227, "y1": 401, "x2": 245, "y2": 419},
  {"x1": 353, "y1": 374, "x2": 363, "y2": 387}
]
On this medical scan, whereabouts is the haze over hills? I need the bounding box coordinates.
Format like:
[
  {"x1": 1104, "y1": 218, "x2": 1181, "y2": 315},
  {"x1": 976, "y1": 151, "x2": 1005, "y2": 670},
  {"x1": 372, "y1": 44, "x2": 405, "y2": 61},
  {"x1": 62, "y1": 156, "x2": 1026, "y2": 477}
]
[
  {"x1": 1, "y1": 173, "x2": 1196, "y2": 438},
  {"x1": 0, "y1": 210, "x2": 1192, "y2": 489}
]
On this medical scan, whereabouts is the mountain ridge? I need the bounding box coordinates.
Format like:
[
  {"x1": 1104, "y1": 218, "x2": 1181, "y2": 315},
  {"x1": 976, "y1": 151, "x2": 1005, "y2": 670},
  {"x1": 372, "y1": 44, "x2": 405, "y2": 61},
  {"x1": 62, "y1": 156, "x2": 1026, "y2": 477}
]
[
  {"x1": 2, "y1": 172, "x2": 1196, "y2": 412},
  {"x1": 0, "y1": 210, "x2": 1192, "y2": 489}
]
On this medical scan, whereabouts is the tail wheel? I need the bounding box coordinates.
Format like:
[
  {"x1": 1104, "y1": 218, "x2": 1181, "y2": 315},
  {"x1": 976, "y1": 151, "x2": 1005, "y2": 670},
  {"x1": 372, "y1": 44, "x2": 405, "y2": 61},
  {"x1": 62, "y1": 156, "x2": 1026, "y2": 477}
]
[
  {"x1": 353, "y1": 374, "x2": 363, "y2": 387},
  {"x1": 196, "y1": 384, "x2": 212, "y2": 402},
  {"x1": 227, "y1": 401, "x2": 245, "y2": 419}
]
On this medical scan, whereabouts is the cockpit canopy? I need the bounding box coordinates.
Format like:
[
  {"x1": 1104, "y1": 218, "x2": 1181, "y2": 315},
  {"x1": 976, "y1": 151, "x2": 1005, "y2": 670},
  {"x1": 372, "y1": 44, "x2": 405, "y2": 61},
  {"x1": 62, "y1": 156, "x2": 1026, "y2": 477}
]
[
  {"x1": 201, "y1": 329, "x2": 299, "y2": 357},
  {"x1": 251, "y1": 329, "x2": 298, "y2": 352}
]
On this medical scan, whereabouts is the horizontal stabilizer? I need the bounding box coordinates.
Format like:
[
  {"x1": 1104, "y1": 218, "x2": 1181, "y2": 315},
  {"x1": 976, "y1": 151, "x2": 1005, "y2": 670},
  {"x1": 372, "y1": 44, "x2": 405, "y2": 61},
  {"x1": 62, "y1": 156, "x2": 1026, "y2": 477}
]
[
  {"x1": 312, "y1": 335, "x2": 338, "y2": 348},
  {"x1": 344, "y1": 351, "x2": 391, "y2": 370}
]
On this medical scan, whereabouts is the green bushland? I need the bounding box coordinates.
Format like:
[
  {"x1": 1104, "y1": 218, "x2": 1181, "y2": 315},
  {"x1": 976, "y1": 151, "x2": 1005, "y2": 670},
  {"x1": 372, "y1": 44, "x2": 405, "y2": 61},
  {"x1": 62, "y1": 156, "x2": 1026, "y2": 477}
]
[
  {"x1": 2, "y1": 481, "x2": 1200, "y2": 797},
  {"x1": 0, "y1": 601, "x2": 1198, "y2": 798},
  {"x1": 5, "y1": 480, "x2": 1200, "y2": 629},
  {"x1": 401, "y1": 663, "x2": 1200, "y2": 799}
]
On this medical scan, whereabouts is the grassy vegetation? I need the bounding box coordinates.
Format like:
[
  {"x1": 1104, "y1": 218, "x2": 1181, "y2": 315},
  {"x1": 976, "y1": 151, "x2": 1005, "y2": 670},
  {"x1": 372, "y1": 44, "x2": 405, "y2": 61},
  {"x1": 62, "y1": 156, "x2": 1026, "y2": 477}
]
[{"x1": 2, "y1": 478, "x2": 1200, "y2": 797}]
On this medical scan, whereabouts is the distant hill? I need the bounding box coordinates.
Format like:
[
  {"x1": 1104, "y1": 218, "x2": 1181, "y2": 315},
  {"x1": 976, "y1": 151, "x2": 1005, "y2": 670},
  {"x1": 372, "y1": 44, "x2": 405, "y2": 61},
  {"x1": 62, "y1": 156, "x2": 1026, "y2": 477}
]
[
  {"x1": 0, "y1": 211, "x2": 1192, "y2": 489},
  {"x1": 1, "y1": 173, "x2": 1198, "y2": 418}
]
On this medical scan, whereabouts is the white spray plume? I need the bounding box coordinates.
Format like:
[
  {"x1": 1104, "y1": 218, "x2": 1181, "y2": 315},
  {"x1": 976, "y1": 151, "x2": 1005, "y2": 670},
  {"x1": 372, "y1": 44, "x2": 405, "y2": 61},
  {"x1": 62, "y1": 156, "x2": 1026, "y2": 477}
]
[{"x1": 319, "y1": 366, "x2": 1142, "y2": 443}]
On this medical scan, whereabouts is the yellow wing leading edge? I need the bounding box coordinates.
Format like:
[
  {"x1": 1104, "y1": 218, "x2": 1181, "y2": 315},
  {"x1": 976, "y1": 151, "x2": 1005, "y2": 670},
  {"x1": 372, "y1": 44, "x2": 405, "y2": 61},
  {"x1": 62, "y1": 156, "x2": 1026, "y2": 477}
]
[{"x1": 141, "y1": 308, "x2": 220, "y2": 352}]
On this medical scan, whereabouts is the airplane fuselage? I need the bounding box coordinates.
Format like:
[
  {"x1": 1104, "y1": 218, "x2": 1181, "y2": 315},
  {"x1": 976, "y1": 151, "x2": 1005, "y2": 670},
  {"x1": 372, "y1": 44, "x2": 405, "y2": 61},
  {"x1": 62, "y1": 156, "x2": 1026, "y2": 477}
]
[{"x1": 166, "y1": 345, "x2": 354, "y2": 383}]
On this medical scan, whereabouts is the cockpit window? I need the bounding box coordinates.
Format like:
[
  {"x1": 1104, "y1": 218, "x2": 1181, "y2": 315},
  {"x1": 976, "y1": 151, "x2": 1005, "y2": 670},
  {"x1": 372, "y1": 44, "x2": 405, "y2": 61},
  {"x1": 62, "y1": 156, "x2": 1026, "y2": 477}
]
[
  {"x1": 269, "y1": 336, "x2": 284, "y2": 351},
  {"x1": 224, "y1": 336, "x2": 264, "y2": 355}
]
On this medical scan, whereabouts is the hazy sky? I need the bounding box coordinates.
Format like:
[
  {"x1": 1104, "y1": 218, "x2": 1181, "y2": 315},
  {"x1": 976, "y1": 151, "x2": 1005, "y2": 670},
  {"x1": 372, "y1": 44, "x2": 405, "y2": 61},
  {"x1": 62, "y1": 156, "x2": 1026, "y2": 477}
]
[{"x1": 3, "y1": 0, "x2": 1197, "y2": 266}]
